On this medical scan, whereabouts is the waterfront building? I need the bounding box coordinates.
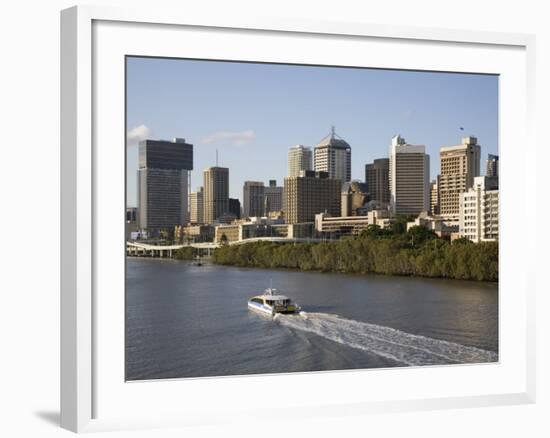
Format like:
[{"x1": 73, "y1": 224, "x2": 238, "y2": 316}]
[
  {"x1": 486, "y1": 154, "x2": 499, "y2": 177},
  {"x1": 430, "y1": 177, "x2": 440, "y2": 216},
  {"x1": 341, "y1": 181, "x2": 369, "y2": 217},
  {"x1": 459, "y1": 176, "x2": 499, "y2": 242},
  {"x1": 189, "y1": 187, "x2": 204, "y2": 224},
  {"x1": 264, "y1": 179, "x2": 283, "y2": 214},
  {"x1": 214, "y1": 221, "x2": 314, "y2": 244},
  {"x1": 366, "y1": 209, "x2": 393, "y2": 229},
  {"x1": 288, "y1": 145, "x2": 313, "y2": 177},
  {"x1": 137, "y1": 138, "x2": 193, "y2": 233},
  {"x1": 365, "y1": 158, "x2": 390, "y2": 203},
  {"x1": 315, "y1": 212, "x2": 370, "y2": 237},
  {"x1": 439, "y1": 136, "x2": 481, "y2": 220},
  {"x1": 315, "y1": 209, "x2": 393, "y2": 237},
  {"x1": 389, "y1": 135, "x2": 430, "y2": 216},
  {"x1": 182, "y1": 224, "x2": 215, "y2": 242},
  {"x1": 313, "y1": 127, "x2": 351, "y2": 183},
  {"x1": 243, "y1": 181, "x2": 265, "y2": 218},
  {"x1": 228, "y1": 198, "x2": 241, "y2": 219},
  {"x1": 203, "y1": 166, "x2": 229, "y2": 224},
  {"x1": 284, "y1": 170, "x2": 341, "y2": 224},
  {"x1": 406, "y1": 213, "x2": 459, "y2": 239}
]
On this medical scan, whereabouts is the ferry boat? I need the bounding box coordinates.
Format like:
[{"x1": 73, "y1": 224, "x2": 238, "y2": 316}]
[{"x1": 248, "y1": 287, "x2": 301, "y2": 316}]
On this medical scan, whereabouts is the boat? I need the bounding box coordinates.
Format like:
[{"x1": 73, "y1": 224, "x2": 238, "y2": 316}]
[
  {"x1": 247, "y1": 286, "x2": 301, "y2": 316},
  {"x1": 192, "y1": 255, "x2": 203, "y2": 266}
]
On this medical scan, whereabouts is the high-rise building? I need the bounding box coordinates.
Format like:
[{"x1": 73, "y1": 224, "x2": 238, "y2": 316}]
[
  {"x1": 459, "y1": 176, "x2": 499, "y2": 242},
  {"x1": 284, "y1": 170, "x2": 341, "y2": 224},
  {"x1": 190, "y1": 187, "x2": 204, "y2": 224},
  {"x1": 313, "y1": 127, "x2": 351, "y2": 183},
  {"x1": 203, "y1": 167, "x2": 229, "y2": 224},
  {"x1": 243, "y1": 181, "x2": 265, "y2": 218},
  {"x1": 288, "y1": 145, "x2": 313, "y2": 177},
  {"x1": 439, "y1": 136, "x2": 481, "y2": 220},
  {"x1": 389, "y1": 135, "x2": 430, "y2": 216},
  {"x1": 229, "y1": 198, "x2": 241, "y2": 219},
  {"x1": 341, "y1": 181, "x2": 369, "y2": 217},
  {"x1": 486, "y1": 154, "x2": 499, "y2": 177},
  {"x1": 365, "y1": 158, "x2": 390, "y2": 204},
  {"x1": 137, "y1": 138, "x2": 193, "y2": 233},
  {"x1": 264, "y1": 179, "x2": 283, "y2": 214},
  {"x1": 429, "y1": 177, "x2": 440, "y2": 216}
]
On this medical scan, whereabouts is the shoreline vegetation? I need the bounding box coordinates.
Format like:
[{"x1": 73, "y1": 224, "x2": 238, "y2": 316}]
[{"x1": 205, "y1": 224, "x2": 498, "y2": 282}]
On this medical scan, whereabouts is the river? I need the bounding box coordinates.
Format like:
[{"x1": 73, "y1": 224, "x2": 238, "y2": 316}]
[{"x1": 126, "y1": 258, "x2": 498, "y2": 380}]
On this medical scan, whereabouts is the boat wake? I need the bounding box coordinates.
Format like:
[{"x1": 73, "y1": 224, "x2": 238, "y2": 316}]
[{"x1": 275, "y1": 312, "x2": 498, "y2": 366}]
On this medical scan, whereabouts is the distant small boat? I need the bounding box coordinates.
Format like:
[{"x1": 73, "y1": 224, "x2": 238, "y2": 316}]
[{"x1": 248, "y1": 286, "x2": 301, "y2": 316}]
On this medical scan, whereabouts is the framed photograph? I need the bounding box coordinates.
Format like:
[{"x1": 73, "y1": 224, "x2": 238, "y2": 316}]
[{"x1": 61, "y1": 5, "x2": 536, "y2": 433}]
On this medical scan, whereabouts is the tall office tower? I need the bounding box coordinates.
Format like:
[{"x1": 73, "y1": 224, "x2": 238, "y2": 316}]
[
  {"x1": 288, "y1": 145, "x2": 313, "y2": 177},
  {"x1": 365, "y1": 158, "x2": 390, "y2": 203},
  {"x1": 228, "y1": 198, "x2": 241, "y2": 219},
  {"x1": 264, "y1": 179, "x2": 283, "y2": 214},
  {"x1": 284, "y1": 170, "x2": 341, "y2": 224},
  {"x1": 314, "y1": 127, "x2": 351, "y2": 183},
  {"x1": 439, "y1": 136, "x2": 481, "y2": 220},
  {"x1": 341, "y1": 181, "x2": 369, "y2": 217},
  {"x1": 137, "y1": 138, "x2": 193, "y2": 233},
  {"x1": 243, "y1": 181, "x2": 265, "y2": 218},
  {"x1": 459, "y1": 176, "x2": 499, "y2": 242},
  {"x1": 486, "y1": 154, "x2": 499, "y2": 177},
  {"x1": 189, "y1": 186, "x2": 204, "y2": 224},
  {"x1": 203, "y1": 167, "x2": 229, "y2": 224},
  {"x1": 429, "y1": 177, "x2": 440, "y2": 216},
  {"x1": 389, "y1": 135, "x2": 430, "y2": 216}
]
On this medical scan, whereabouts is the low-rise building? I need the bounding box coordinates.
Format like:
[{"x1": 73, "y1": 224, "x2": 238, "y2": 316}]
[
  {"x1": 214, "y1": 221, "x2": 314, "y2": 244},
  {"x1": 183, "y1": 224, "x2": 215, "y2": 242},
  {"x1": 315, "y1": 213, "x2": 369, "y2": 237},
  {"x1": 406, "y1": 214, "x2": 459, "y2": 239}
]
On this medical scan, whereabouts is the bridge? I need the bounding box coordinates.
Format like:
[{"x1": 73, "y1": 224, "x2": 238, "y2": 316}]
[
  {"x1": 126, "y1": 241, "x2": 218, "y2": 258},
  {"x1": 127, "y1": 237, "x2": 327, "y2": 258}
]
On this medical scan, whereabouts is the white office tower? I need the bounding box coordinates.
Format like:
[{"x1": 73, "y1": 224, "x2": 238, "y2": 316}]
[
  {"x1": 313, "y1": 127, "x2": 351, "y2": 183},
  {"x1": 288, "y1": 145, "x2": 313, "y2": 177},
  {"x1": 389, "y1": 134, "x2": 430, "y2": 216},
  {"x1": 189, "y1": 187, "x2": 204, "y2": 224},
  {"x1": 459, "y1": 176, "x2": 499, "y2": 242}
]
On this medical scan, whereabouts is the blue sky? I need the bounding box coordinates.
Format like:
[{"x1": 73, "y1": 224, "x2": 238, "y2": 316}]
[{"x1": 126, "y1": 57, "x2": 498, "y2": 206}]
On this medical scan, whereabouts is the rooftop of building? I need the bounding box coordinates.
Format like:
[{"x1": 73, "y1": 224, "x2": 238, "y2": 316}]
[{"x1": 315, "y1": 126, "x2": 351, "y2": 150}]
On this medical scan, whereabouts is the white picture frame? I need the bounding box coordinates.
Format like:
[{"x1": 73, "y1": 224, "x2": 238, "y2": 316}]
[{"x1": 60, "y1": 4, "x2": 536, "y2": 433}]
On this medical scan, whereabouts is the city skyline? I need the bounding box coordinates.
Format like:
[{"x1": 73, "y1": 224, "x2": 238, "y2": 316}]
[{"x1": 126, "y1": 57, "x2": 498, "y2": 207}]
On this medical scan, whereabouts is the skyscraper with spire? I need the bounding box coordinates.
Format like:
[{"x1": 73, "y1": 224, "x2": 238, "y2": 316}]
[{"x1": 313, "y1": 126, "x2": 351, "y2": 183}]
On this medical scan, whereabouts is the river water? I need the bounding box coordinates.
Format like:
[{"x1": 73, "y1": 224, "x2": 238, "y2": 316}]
[{"x1": 126, "y1": 258, "x2": 498, "y2": 380}]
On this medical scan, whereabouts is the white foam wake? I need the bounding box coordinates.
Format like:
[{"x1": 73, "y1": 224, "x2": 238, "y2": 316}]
[{"x1": 276, "y1": 312, "x2": 498, "y2": 366}]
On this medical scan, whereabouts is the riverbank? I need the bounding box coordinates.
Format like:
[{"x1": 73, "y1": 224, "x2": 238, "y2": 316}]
[{"x1": 211, "y1": 233, "x2": 498, "y2": 282}]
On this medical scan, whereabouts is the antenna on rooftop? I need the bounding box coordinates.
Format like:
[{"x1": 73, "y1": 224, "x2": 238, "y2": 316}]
[
  {"x1": 331, "y1": 125, "x2": 336, "y2": 138},
  {"x1": 216, "y1": 149, "x2": 219, "y2": 167}
]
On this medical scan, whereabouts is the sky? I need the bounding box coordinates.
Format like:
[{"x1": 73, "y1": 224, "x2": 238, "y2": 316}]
[{"x1": 126, "y1": 57, "x2": 498, "y2": 207}]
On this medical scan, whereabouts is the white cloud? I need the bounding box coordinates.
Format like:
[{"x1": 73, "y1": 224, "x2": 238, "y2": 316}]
[
  {"x1": 200, "y1": 129, "x2": 255, "y2": 146},
  {"x1": 127, "y1": 124, "x2": 151, "y2": 146}
]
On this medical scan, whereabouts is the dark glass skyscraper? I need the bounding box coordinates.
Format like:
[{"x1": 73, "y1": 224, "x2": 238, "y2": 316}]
[
  {"x1": 365, "y1": 158, "x2": 390, "y2": 204},
  {"x1": 486, "y1": 154, "x2": 499, "y2": 177},
  {"x1": 137, "y1": 138, "x2": 193, "y2": 233}
]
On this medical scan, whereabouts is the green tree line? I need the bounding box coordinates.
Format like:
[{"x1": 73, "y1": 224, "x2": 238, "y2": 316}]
[
  {"x1": 173, "y1": 246, "x2": 195, "y2": 260},
  {"x1": 211, "y1": 224, "x2": 498, "y2": 282}
]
